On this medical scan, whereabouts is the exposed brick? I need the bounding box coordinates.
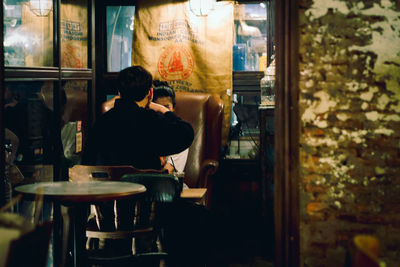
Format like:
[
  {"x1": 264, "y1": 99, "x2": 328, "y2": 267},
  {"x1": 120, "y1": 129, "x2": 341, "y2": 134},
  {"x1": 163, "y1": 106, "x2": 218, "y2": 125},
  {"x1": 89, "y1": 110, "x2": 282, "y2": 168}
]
[
  {"x1": 304, "y1": 174, "x2": 326, "y2": 183},
  {"x1": 299, "y1": 0, "x2": 400, "y2": 265},
  {"x1": 305, "y1": 183, "x2": 328, "y2": 193},
  {"x1": 303, "y1": 128, "x2": 325, "y2": 137},
  {"x1": 307, "y1": 202, "x2": 328, "y2": 214}
]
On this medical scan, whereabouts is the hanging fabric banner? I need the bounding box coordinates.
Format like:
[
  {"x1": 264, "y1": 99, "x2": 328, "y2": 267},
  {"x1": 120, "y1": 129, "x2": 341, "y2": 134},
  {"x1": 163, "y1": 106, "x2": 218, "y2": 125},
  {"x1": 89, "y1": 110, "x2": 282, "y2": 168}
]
[
  {"x1": 60, "y1": 0, "x2": 88, "y2": 68},
  {"x1": 132, "y1": 0, "x2": 233, "y2": 145}
]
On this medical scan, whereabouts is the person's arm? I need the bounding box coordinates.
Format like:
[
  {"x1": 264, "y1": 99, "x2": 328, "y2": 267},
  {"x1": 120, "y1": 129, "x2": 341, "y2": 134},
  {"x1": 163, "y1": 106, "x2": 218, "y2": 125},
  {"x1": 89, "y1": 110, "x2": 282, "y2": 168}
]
[
  {"x1": 148, "y1": 102, "x2": 170, "y2": 114},
  {"x1": 146, "y1": 109, "x2": 194, "y2": 157}
]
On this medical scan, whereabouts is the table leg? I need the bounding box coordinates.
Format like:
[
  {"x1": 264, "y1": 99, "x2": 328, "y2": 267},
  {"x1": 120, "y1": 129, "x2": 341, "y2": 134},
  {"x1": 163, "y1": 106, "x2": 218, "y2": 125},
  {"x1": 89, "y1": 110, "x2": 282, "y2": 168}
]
[
  {"x1": 70, "y1": 204, "x2": 88, "y2": 267},
  {"x1": 53, "y1": 203, "x2": 62, "y2": 267}
]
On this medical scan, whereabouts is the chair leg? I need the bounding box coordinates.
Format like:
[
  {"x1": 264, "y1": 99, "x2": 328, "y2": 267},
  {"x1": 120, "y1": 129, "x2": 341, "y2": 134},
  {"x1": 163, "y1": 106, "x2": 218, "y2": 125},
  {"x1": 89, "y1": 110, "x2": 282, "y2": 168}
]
[
  {"x1": 86, "y1": 237, "x2": 99, "y2": 250},
  {"x1": 60, "y1": 205, "x2": 70, "y2": 267}
]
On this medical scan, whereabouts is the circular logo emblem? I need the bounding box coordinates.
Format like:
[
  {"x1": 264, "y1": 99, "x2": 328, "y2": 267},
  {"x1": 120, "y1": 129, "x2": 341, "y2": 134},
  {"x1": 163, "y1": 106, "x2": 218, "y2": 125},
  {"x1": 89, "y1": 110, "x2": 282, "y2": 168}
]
[{"x1": 157, "y1": 44, "x2": 194, "y2": 81}]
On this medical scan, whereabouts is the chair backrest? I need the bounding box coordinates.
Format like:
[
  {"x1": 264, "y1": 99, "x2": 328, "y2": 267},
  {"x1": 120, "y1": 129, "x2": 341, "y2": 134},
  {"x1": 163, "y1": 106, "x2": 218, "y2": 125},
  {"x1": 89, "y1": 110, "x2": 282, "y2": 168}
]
[
  {"x1": 101, "y1": 92, "x2": 224, "y2": 189},
  {"x1": 69, "y1": 165, "x2": 170, "y2": 232},
  {"x1": 351, "y1": 235, "x2": 380, "y2": 267},
  {"x1": 174, "y1": 91, "x2": 224, "y2": 188},
  {"x1": 6, "y1": 222, "x2": 52, "y2": 267},
  {"x1": 121, "y1": 174, "x2": 181, "y2": 231},
  {"x1": 121, "y1": 174, "x2": 181, "y2": 203},
  {"x1": 69, "y1": 164, "x2": 167, "y2": 182}
]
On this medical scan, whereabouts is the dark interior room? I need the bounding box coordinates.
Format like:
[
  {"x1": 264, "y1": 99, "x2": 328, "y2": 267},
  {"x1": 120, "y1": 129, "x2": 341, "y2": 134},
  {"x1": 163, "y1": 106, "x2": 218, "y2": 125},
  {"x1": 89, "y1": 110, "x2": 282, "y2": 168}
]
[{"x1": 1, "y1": 0, "x2": 399, "y2": 267}]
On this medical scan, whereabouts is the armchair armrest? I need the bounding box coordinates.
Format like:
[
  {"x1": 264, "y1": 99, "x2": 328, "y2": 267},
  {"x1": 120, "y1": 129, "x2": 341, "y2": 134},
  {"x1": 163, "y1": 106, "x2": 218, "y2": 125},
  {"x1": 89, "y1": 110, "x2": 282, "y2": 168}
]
[
  {"x1": 198, "y1": 159, "x2": 219, "y2": 188},
  {"x1": 198, "y1": 159, "x2": 219, "y2": 208}
]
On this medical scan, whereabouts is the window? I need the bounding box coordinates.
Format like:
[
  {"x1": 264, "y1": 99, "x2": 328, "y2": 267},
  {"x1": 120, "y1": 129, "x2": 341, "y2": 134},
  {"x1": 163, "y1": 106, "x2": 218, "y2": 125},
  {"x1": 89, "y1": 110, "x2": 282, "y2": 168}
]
[
  {"x1": 62, "y1": 81, "x2": 88, "y2": 166},
  {"x1": 3, "y1": 0, "x2": 94, "y2": 184},
  {"x1": 61, "y1": 0, "x2": 89, "y2": 68},
  {"x1": 233, "y1": 2, "x2": 268, "y2": 71},
  {"x1": 97, "y1": 1, "x2": 274, "y2": 159},
  {"x1": 106, "y1": 6, "x2": 135, "y2": 72},
  {"x1": 229, "y1": 0, "x2": 274, "y2": 159},
  {"x1": 4, "y1": 81, "x2": 57, "y2": 181},
  {"x1": 4, "y1": 1, "x2": 54, "y2": 67}
]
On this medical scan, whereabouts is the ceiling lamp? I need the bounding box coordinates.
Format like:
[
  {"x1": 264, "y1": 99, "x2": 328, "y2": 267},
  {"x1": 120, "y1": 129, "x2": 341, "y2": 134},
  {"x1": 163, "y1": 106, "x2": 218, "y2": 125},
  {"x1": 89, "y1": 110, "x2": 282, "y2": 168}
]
[
  {"x1": 189, "y1": 0, "x2": 216, "y2": 16},
  {"x1": 29, "y1": 0, "x2": 53, "y2": 17}
]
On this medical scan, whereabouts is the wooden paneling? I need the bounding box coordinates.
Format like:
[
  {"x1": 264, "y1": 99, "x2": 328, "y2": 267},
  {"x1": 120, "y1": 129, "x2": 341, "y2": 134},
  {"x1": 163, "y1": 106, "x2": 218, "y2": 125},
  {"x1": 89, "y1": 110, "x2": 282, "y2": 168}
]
[
  {"x1": 0, "y1": 2, "x2": 5, "y2": 206},
  {"x1": 274, "y1": 0, "x2": 300, "y2": 266}
]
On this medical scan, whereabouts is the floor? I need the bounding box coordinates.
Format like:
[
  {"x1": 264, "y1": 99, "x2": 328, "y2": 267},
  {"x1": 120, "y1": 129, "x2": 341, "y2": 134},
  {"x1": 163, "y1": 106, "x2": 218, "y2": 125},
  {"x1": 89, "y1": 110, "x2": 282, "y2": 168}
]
[
  {"x1": 211, "y1": 160, "x2": 275, "y2": 267},
  {"x1": 228, "y1": 258, "x2": 274, "y2": 267},
  {"x1": 159, "y1": 258, "x2": 274, "y2": 267}
]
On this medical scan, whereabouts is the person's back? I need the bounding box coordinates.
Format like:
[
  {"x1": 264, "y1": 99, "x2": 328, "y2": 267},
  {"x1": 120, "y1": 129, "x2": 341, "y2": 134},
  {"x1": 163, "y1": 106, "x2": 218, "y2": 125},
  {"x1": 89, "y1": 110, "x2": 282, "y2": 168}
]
[{"x1": 82, "y1": 66, "x2": 194, "y2": 169}]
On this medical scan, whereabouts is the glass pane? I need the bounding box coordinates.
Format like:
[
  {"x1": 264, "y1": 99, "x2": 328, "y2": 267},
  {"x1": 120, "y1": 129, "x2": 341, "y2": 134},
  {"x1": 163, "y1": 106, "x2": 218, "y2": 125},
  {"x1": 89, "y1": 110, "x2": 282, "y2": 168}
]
[
  {"x1": 61, "y1": 0, "x2": 88, "y2": 68},
  {"x1": 107, "y1": 6, "x2": 135, "y2": 72},
  {"x1": 228, "y1": 91, "x2": 260, "y2": 159},
  {"x1": 4, "y1": 1, "x2": 54, "y2": 67},
  {"x1": 4, "y1": 81, "x2": 57, "y2": 184},
  {"x1": 233, "y1": 2, "x2": 267, "y2": 71},
  {"x1": 61, "y1": 80, "x2": 88, "y2": 167}
]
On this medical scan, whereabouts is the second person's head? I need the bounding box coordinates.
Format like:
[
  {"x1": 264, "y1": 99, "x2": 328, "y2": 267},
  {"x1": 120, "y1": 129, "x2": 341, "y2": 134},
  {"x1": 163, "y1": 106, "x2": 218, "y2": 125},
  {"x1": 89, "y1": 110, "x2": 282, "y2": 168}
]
[{"x1": 153, "y1": 80, "x2": 176, "y2": 111}]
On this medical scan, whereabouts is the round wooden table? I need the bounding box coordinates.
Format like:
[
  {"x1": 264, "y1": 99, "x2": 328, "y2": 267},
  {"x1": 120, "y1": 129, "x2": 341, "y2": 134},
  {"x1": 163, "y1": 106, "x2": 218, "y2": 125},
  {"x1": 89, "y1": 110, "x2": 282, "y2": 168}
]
[
  {"x1": 15, "y1": 181, "x2": 146, "y2": 203},
  {"x1": 15, "y1": 181, "x2": 146, "y2": 267}
]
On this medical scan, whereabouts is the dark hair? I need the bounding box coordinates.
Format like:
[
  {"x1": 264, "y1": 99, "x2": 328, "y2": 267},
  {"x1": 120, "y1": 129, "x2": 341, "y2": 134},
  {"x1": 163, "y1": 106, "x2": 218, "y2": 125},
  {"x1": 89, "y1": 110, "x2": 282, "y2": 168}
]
[
  {"x1": 118, "y1": 66, "x2": 153, "y2": 101},
  {"x1": 153, "y1": 80, "x2": 176, "y2": 107}
]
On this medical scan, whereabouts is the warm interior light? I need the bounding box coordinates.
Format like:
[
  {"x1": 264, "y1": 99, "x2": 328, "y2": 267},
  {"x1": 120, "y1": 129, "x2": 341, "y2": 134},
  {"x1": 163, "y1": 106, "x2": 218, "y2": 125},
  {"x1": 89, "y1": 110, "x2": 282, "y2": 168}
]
[
  {"x1": 189, "y1": 0, "x2": 216, "y2": 16},
  {"x1": 29, "y1": 0, "x2": 53, "y2": 17}
]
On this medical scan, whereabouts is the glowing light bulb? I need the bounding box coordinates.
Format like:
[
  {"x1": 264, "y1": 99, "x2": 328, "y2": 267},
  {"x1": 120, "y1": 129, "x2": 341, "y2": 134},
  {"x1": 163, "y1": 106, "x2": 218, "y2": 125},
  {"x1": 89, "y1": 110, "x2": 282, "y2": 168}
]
[
  {"x1": 189, "y1": 0, "x2": 216, "y2": 16},
  {"x1": 29, "y1": 0, "x2": 53, "y2": 17}
]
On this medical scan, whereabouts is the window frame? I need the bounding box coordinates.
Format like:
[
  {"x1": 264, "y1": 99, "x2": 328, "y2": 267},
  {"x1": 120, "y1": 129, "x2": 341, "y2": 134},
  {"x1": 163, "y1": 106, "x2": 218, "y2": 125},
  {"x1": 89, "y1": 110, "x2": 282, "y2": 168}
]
[
  {"x1": 229, "y1": 0, "x2": 273, "y2": 160},
  {"x1": 1, "y1": 1, "x2": 6, "y2": 207},
  {"x1": 2, "y1": 0, "x2": 95, "y2": 182},
  {"x1": 233, "y1": 0, "x2": 274, "y2": 92},
  {"x1": 97, "y1": 0, "x2": 274, "y2": 92}
]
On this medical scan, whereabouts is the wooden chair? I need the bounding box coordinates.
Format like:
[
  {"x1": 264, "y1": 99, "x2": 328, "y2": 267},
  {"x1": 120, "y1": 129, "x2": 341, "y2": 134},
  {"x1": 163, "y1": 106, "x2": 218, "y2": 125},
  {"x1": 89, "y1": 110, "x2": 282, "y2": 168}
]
[
  {"x1": 2, "y1": 195, "x2": 53, "y2": 267},
  {"x1": 102, "y1": 91, "x2": 224, "y2": 207},
  {"x1": 5, "y1": 222, "x2": 53, "y2": 267},
  {"x1": 68, "y1": 165, "x2": 175, "y2": 265},
  {"x1": 69, "y1": 164, "x2": 166, "y2": 231},
  {"x1": 351, "y1": 235, "x2": 381, "y2": 267},
  {"x1": 69, "y1": 164, "x2": 167, "y2": 182},
  {"x1": 121, "y1": 174, "x2": 181, "y2": 255},
  {"x1": 86, "y1": 173, "x2": 181, "y2": 266}
]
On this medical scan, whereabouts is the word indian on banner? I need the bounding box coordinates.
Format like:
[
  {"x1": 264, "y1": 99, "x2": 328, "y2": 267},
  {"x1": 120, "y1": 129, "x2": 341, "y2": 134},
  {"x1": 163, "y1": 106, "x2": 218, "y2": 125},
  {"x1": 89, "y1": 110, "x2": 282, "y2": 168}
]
[{"x1": 132, "y1": 0, "x2": 233, "y2": 145}]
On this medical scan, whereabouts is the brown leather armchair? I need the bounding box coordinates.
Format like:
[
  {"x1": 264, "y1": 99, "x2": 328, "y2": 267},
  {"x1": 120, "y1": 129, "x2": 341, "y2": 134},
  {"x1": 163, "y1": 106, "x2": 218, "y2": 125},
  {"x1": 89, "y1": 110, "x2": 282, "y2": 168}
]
[{"x1": 101, "y1": 91, "x2": 224, "y2": 207}]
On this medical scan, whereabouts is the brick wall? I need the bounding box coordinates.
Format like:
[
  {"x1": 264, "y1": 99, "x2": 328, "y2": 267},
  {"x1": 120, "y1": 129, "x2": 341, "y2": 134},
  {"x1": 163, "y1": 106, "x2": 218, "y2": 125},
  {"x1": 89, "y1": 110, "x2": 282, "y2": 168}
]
[{"x1": 299, "y1": 0, "x2": 400, "y2": 266}]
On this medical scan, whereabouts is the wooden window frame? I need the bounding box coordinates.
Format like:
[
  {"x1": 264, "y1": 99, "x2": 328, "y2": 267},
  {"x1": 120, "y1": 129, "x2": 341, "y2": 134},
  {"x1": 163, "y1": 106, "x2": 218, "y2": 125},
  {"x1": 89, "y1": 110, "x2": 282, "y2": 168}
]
[
  {"x1": 274, "y1": 0, "x2": 300, "y2": 266},
  {"x1": 0, "y1": 2, "x2": 5, "y2": 207},
  {"x1": 1, "y1": 0, "x2": 96, "y2": 184}
]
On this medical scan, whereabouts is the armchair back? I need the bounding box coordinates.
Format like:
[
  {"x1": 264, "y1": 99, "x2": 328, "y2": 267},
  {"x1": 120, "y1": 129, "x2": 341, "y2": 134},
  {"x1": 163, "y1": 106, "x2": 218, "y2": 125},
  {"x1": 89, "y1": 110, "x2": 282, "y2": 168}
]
[{"x1": 174, "y1": 92, "x2": 224, "y2": 188}]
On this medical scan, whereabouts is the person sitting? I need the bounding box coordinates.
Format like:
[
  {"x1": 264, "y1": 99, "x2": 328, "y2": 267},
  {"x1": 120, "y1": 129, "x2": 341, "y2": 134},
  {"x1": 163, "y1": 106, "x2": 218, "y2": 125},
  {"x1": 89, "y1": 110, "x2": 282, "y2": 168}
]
[
  {"x1": 82, "y1": 66, "x2": 194, "y2": 170},
  {"x1": 152, "y1": 80, "x2": 189, "y2": 174}
]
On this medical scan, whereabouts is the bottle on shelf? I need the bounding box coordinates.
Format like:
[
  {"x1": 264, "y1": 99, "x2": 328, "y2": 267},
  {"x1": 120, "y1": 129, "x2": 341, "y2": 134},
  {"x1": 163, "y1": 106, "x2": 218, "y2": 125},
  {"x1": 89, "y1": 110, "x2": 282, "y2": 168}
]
[
  {"x1": 259, "y1": 52, "x2": 267, "y2": 71},
  {"x1": 260, "y1": 58, "x2": 275, "y2": 106}
]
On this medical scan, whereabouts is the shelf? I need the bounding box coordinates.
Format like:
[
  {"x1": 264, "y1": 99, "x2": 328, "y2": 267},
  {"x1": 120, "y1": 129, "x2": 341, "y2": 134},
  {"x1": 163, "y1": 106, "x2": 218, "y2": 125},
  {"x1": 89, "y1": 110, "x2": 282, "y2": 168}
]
[{"x1": 236, "y1": 17, "x2": 266, "y2": 21}]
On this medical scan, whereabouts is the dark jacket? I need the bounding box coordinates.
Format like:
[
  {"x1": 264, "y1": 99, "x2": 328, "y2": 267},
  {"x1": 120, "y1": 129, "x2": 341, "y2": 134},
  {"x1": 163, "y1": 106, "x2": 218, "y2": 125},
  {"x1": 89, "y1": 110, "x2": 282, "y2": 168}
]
[{"x1": 82, "y1": 99, "x2": 194, "y2": 169}]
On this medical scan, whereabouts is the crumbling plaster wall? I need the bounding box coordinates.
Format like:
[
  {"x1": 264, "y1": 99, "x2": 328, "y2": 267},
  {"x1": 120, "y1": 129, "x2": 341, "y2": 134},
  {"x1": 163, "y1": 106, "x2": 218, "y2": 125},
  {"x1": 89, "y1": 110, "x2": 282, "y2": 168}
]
[{"x1": 299, "y1": 0, "x2": 400, "y2": 266}]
